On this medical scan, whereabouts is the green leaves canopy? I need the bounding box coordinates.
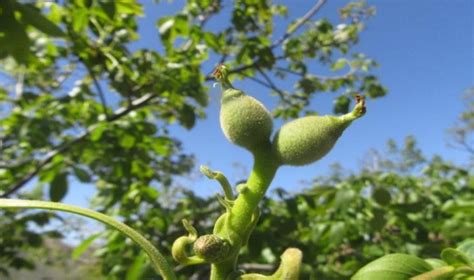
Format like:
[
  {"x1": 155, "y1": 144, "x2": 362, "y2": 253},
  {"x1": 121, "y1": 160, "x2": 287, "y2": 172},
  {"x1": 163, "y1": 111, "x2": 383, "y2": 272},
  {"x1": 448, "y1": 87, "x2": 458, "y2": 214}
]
[{"x1": 0, "y1": 0, "x2": 389, "y2": 278}]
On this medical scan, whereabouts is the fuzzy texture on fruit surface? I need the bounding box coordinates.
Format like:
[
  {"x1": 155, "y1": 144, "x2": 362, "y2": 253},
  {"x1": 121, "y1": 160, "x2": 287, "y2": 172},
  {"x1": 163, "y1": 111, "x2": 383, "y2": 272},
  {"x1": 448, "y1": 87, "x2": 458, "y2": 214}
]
[
  {"x1": 220, "y1": 90, "x2": 273, "y2": 151},
  {"x1": 272, "y1": 115, "x2": 349, "y2": 166},
  {"x1": 272, "y1": 95, "x2": 366, "y2": 166},
  {"x1": 214, "y1": 65, "x2": 273, "y2": 152}
]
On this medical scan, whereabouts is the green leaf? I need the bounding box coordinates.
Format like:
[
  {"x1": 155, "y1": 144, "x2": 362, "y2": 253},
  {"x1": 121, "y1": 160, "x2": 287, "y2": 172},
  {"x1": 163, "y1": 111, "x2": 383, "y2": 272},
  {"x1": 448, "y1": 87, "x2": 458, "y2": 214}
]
[
  {"x1": 392, "y1": 202, "x2": 424, "y2": 213},
  {"x1": 442, "y1": 200, "x2": 474, "y2": 214},
  {"x1": 125, "y1": 252, "x2": 147, "y2": 280},
  {"x1": 14, "y1": 3, "x2": 65, "y2": 37},
  {"x1": 49, "y1": 173, "x2": 68, "y2": 202},
  {"x1": 0, "y1": 9, "x2": 31, "y2": 63},
  {"x1": 150, "y1": 137, "x2": 172, "y2": 156},
  {"x1": 203, "y1": 32, "x2": 221, "y2": 51},
  {"x1": 178, "y1": 104, "x2": 196, "y2": 129},
  {"x1": 157, "y1": 14, "x2": 189, "y2": 50},
  {"x1": 329, "y1": 221, "x2": 346, "y2": 245},
  {"x1": 98, "y1": 2, "x2": 116, "y2": 19},
  {"x1": 334, "y1": 95, "x2": 351, "y2": 114},
  {"x1": 285, "y1": 198, "x2": 298, "y2": 215},
  {"x1": 73, "y1": 167, "x2": 91, "y2": 183},
  {"x1": 441, "y1": 248, "x2": 472, "y2": 267},
  {"x1": 424, "y1": 258, "x2": 447, "y2": 269},
  {"x1": 334, "y1": 188, "x2": 355, "y2": 210},
  {"x1": 72, "y1": 8, "x2": 89, "y2": 32},
  {"x1": 72, "y1": 233, "x2": 101, "y2": 260},
  {"x1": 90, "y1": 124, "x2": 107, "y2": 141},
  {"x1": 372, "y1": 187, "x2": 391, "y2": 205},
  {"x1": 116, "y1": 1, "x2": 143, "y2": 16},
  {"x1": 369, "y1": 208, "x2": 387, "y2": 231},
  {"x1": 158, "y1": 17, "x2": 175, "y2": 35},
  {"x1": 331, "y1": 58, "x2": 347, "y2": 71},
  {"x1": 352, "y1": 254, "x2": 433, "y2": 280},
  {"x1": 120, "y1": 134, "x2": 136, "y2": 148},
  {"x1": 457, "y1": 239, "x2": 474, "y2": 262}
]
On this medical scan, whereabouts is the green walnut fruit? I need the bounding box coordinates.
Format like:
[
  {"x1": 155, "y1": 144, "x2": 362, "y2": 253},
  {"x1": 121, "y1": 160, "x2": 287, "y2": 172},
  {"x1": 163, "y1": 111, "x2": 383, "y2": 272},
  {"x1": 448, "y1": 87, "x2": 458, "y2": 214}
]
[
  {"x1": 193, "y1": 234, "x2": 230, "y2": 263},
  {"x1": 272, "y1": 95, "x2": 366, "y2": 166},
  {"x1": 213, "y1": 64, "x2": 273, "y2": 152}
]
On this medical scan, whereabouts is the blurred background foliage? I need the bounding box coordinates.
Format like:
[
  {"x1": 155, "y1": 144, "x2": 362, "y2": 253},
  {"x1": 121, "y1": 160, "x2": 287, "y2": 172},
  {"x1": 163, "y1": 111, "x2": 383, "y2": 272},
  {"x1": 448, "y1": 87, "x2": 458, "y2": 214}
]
[{"x1": 0, "y1": 0, "x2": 471, "y2": 279}]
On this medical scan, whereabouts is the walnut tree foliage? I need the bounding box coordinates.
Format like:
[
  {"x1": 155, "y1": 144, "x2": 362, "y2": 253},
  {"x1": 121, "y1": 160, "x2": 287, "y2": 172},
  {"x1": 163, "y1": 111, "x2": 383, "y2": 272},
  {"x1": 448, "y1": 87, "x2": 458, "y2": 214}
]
[{"x1": 0, "y1": 0, "x2": 390, "y2": 278}]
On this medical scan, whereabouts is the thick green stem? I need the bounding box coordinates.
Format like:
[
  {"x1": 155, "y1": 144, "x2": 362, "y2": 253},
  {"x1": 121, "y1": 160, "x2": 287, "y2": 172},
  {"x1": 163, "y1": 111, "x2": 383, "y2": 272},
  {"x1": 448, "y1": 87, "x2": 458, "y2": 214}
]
[
  {"x1": 229, "y1": 146, "x2": 278, "y2": 231},
  {"x1": 211, "y1": 143, "x2": 279, "y2": 279},
  {"x1": 0, "y1": 199, "x2": 177, "y2": 280}
]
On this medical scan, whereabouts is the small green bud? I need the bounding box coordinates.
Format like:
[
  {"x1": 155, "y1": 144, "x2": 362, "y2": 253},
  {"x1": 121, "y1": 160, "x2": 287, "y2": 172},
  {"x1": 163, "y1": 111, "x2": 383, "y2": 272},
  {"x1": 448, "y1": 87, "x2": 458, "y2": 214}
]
[
  {"x1": 193, "y1": 234, "x2": 230, "y2": 263},
  {"x1": 272, "y1": 95, "x2": 366, "y2": 166},
  {"x1": 213, "y1": 64, "x2": 273, "y2": 152}
]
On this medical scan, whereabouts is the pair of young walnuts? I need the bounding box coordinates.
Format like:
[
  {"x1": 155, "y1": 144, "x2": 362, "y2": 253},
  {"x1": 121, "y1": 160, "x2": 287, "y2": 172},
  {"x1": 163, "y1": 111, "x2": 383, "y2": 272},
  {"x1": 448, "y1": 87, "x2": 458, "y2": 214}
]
[
  {"x1": 216, "y1": 64, "x2": 366, "y2": 166},
  {"x1": 172, "y1": 64, "x2": 366, "y2": 268}
]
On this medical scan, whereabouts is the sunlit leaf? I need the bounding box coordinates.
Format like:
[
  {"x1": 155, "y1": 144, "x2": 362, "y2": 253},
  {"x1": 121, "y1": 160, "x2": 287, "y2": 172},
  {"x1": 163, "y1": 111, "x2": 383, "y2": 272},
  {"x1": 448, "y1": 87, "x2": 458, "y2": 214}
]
[
  {"x1": 457, "y1": 239, "x2": 474, "y2": 262},
  {"x1": 352, "y1": 254, "x2": 433, "y2": 280},
  {"x1": 120, "y1": 134, "x2": 136, "y2": 148},
  {"x1": 441, "y1": 248, "x2": 472, "y2": 267},
  {"x1": 72, "y1": 233, "x2": 101, "y2": 260},
  {"x1": 15, "y1": 3, "x2": 65, "y2": 37}
]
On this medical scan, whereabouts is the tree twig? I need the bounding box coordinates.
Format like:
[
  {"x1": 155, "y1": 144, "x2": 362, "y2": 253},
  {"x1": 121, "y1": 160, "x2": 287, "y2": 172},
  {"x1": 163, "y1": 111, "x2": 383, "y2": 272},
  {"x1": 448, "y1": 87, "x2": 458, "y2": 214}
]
[
  {"x1": 271, "y1": 0, "x2": 327, "y2": 49},
  {"x1": 204, "y1": 55, "x2": 286, "y2": 81},
  {"x1": 240, "y1": 71, "x2": 292, "y2": 106},
  {"x1": 255, "y1": 67, "x2": 292, "y2": 104},
  {"x1": 83, "y1": 62, "x2": 109, "y2": 119},
  {"x1": 274, "y1": 66, "x2": 305, "y2": 77},
  {"x1": 205, "y1": 1, "x2": 327, "y2": 81},
  {"x1": 0, "y1": 93, "x2": 161, "y2": 198},
  {"x1": 182, "y1": 0, "x2": 220, "y2": 51}
]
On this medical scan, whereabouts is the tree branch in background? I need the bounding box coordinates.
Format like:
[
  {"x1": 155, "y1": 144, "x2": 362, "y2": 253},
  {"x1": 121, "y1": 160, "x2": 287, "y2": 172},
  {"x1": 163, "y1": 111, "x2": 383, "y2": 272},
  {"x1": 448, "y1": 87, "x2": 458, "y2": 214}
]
[
  {"x1": 204, "y1": 55, "x2": 286, "y2": 82},
  {"x1": 314, "y1": 68, "x2": 356, "y2": 81},
  {"x1": 240, "y1": 72, "x2": 291, "y2": 106},
  {"x1": 275, "y1": 66, "x2": 305, "y2": 77},
  {"x1": 197, "y1": 0, "x2": 221, "y2": 27},
  {"x1": 276, "y1": 64, "x2": 357, "y2": 81},
  {"x1": 182, "y1": 0, "x2": 221, "y2": 51},
  {"x1": 205, "y1": 0, "x2": 328, "y2": 81},
  {"x1": 83, "y1": 62, "x2": 109, "y2": 119},
  {"x1": 271, "y1": 0, "x2": 327, "y2": 49},
  {"x1": 0, "y1": 93, "x2": 162, "y2": 198},
  {"x1": 255, "y1": 66, "x2": 293, "y2": 104}
]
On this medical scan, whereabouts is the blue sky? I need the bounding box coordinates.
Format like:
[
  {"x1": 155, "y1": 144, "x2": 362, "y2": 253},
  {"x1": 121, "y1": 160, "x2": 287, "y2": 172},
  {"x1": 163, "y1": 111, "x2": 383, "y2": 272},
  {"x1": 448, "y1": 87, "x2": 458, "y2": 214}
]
[{"x1": 59, "y1": 0, "x2": 473, "y2": 205}]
